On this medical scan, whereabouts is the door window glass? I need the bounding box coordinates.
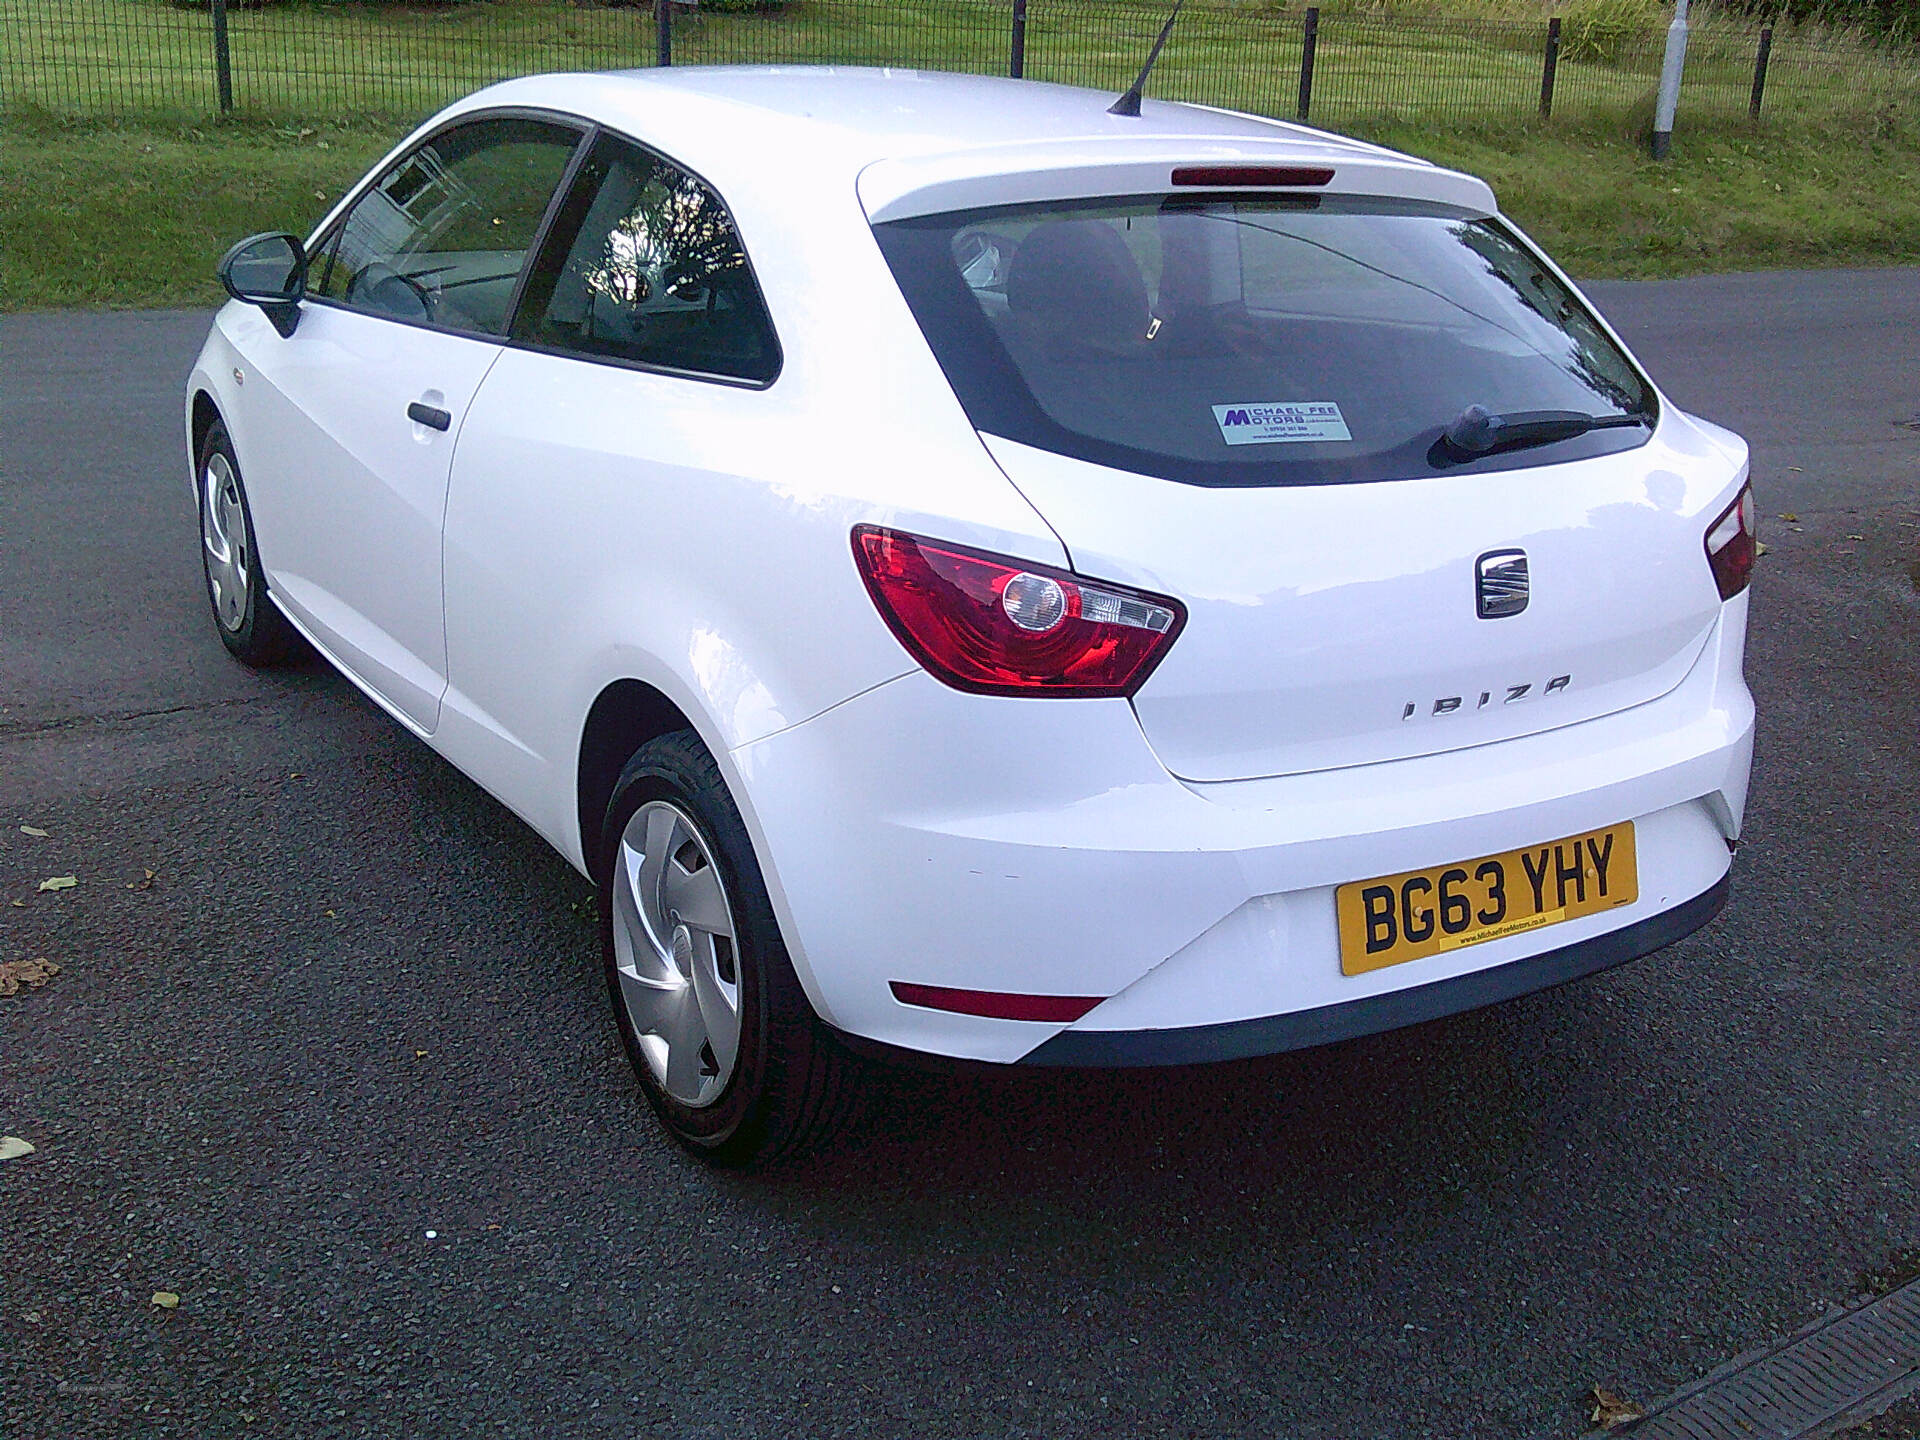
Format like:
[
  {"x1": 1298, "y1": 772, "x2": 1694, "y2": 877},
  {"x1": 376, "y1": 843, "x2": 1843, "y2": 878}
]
[
  {"x1": 315, "y1": 117, "x2": 581, "y2": 336},
  {"x1": 515, "y1": 134, "x2": 780, "y2": 384}
]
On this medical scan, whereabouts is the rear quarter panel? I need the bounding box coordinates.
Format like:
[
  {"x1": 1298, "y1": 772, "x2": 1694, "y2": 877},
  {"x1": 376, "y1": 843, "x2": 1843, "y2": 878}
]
[{"x1": 436, "y1": 150, "x2": 1066, "y2": 883}]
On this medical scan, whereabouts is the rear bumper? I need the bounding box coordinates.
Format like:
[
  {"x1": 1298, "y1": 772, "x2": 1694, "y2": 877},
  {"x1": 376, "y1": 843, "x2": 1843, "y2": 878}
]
[
  {"x1": 1022, "y1": 872, "x2": 1729, "y2": 1066},
  {"x1": 729, "y1": 599, "x2": 1752, "y2": 1065}
]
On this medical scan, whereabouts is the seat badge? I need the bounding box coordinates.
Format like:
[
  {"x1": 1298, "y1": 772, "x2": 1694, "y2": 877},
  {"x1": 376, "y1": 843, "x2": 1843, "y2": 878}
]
[{"x1": 1475, "y1": 549, "x2": 1530, "y2": 619}]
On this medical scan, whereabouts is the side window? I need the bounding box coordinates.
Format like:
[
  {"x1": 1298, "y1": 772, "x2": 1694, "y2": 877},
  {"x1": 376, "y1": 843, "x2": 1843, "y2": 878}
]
[
  {"x1": 314, "y1": 117, "x2": 582, "y2": 336},
  {"x1": 515, "y1": 134, "x2": 780, "y2": 384}
]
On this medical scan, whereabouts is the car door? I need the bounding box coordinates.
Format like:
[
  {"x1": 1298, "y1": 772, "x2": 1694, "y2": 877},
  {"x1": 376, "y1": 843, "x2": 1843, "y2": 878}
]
[
  {"x1": 437, "y1": 130, "x2": 790, "y2": 841},
  {"x1": 236, "y1": 114, "x2": 586, "y2": 732}
]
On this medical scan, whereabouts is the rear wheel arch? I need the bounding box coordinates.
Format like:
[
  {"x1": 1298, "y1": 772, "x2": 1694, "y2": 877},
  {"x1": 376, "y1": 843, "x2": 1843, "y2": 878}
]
[{"x1": 577, "y1": 679, "x2": 698, "y2": 877}]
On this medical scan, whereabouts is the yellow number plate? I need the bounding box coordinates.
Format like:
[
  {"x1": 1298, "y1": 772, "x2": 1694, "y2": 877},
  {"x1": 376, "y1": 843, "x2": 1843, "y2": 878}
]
[{"x1": 1336, "y1": 823, "x2": 1638, "y2": 976}]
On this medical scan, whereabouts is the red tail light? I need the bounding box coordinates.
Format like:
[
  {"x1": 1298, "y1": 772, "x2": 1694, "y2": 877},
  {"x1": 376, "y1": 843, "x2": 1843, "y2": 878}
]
[
  {"x1": 1704, "y1": 482, "x2": 1757, "y2": 601},
  {"x1": 851, "y1": 526, "x2": 1185, "y2": 698}
]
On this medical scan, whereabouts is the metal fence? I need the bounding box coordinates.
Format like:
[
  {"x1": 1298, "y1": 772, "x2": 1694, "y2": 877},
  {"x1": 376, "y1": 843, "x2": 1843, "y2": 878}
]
[{"x1": 2, "y1": 0, "x2": 1914, "y2": 133}]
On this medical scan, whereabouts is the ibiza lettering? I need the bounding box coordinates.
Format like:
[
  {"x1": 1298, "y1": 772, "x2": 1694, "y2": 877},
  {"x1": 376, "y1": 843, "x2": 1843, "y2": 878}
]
[{"x1": 1401, "y1": 675, "x2": 1570, "y2": 721}]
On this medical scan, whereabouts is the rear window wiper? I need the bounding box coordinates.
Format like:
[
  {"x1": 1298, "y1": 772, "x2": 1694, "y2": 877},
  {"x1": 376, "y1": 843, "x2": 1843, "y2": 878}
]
[{"x1": 1437, "y1": 404, "x2": 1650, "y2": 461}]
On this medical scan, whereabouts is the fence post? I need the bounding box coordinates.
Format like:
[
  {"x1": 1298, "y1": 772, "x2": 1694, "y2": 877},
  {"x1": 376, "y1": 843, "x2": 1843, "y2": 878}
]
[
  {"x1": 1651, "y1": 0, "x2": 1690, "y2": 159},
  {"x1": 1749, "y1": 25, "x2": 1772, "y2": 120},
  {"x1": 1540, "y1": 17, "x2": 1561, "y2": 119},
  {"x1": 210, "y1": 0, "x2": 233, "y2": 115},
  {"x1": 1010, "y1": 0, "x2": 1027, "y2": 80},
  {"x1": 1297, "y1": 6, "x2": 1319, "y2": 123},
  {"x1": 655, "y1": 0, "x2": 672, "y2": 68}
]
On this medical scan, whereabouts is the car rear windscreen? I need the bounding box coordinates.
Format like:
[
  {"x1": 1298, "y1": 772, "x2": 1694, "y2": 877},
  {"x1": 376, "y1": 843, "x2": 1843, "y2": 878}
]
[{"x1": 875, "y1": 195, "x2": 1656, "y2": 487}]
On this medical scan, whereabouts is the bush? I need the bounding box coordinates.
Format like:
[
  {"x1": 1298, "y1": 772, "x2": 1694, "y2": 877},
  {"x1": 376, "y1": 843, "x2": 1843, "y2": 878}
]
[
  {"x1": 1714, "y1": 0, "x2": 1919, "y2": 45},
  {"x1": 1560, "y1": 0, "x2": 1663, "y2": 64}
]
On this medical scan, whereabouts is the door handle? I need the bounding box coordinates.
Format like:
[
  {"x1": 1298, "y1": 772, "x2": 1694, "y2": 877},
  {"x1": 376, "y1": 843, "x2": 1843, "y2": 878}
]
[{"x1": 407, "y1": 402, "x2": 452, "y2": 432}]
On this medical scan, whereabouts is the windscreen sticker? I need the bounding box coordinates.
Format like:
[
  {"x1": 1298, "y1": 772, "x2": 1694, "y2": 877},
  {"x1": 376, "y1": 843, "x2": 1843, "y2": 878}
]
[{"x1": 1211, "y1": 401, "x2": 1352, "y2": 446}]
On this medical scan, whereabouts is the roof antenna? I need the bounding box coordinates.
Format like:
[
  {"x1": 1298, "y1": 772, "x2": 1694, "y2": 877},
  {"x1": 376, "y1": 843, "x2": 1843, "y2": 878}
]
[{"x1": 1108, "y1": 0, "x2": 1185, "y2": 117}]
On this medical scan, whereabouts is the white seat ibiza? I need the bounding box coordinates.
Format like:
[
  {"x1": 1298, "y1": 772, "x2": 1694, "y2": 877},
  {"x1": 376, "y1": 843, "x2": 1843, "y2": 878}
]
[{"x1": 188, "y1": 66, "x2": 1756, "y2": 1164}]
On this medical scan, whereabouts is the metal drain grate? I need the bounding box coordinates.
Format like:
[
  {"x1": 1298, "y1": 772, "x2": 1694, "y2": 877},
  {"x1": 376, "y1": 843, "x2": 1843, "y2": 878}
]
[{"x1": 1615, "y1": 1280, "x2": 1920, "y2": 1439}]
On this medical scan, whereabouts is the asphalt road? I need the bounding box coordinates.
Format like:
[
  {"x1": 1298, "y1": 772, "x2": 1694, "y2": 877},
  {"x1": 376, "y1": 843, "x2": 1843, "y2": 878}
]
[{"x1": 3, "y1": 270, "x2": 1918, "y2": 1440}]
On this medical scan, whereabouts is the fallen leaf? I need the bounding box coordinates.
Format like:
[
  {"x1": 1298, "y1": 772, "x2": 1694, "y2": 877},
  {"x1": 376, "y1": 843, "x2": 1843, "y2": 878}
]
[
  {"x1": 37, "y1": 876, "x2": 76, "y2": 892},
  {"x1": 288, "y1": 772, "x2": 304, "y2": 780},
  {"x1": 151, "y1": 1292, "x2": 180, "y2": 1310},
  {"x1": 1787, "y1": 465, "x2": 1804, "y2": 472},
  {"x1": 19, "y1": 825, "x2": 48, "y2": 838},
  {"x1": 0, "y1": 958, "x2": 60, "y2": 996},
  {"x1": 1590, "y1": 1385, "x2": 1645, "y2": 1430},
  {"x1": 1754, "y1": 541, "x2": 1770, "y2": 556},
  {"x1": 126, "y1": 870, "x2": 156, "y2": 891},
  {"x1": 323, "y1": 909, "x2": 336, "y2": 919},
  {"x1": 10, "y1": 900, "x2": 24, "y2": 909},
  {"x1": 1778, "y1": 512, "x2": 1799, "y2": 522},
  {"x1": 0, "y1": 1136, "x2": 35, "y2": 1160},
  {"x1": 414, "y1": 1049, "x2": 428, "y2": 1058},
  {"x1": 1848, "y1": 533, "x2": 1865, "y2": 541}
]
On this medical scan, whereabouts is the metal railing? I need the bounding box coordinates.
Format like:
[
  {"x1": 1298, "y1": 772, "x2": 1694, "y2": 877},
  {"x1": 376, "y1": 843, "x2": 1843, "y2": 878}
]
[{"x1": 1, "y1": 0, "x2": 1913, "y2": 134}]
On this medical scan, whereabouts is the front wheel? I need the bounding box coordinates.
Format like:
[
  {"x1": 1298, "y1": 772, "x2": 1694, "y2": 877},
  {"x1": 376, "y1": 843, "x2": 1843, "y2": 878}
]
[
  {"x1": 599, "y1": 730, "x2": 858, "y2": 1166},
  {"x1": 197, "y1": 419, "x2": 296, "y2": 667}
]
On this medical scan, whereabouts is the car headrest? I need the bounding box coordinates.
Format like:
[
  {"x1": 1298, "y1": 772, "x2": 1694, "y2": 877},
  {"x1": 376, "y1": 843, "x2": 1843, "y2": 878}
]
[{"x1": 1004, "y1": 220, "x2": 1150, "y2": 351}]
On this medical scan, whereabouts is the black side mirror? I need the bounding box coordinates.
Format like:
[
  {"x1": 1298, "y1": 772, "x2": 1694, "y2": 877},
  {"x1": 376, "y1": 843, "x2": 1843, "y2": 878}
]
[{"x1": 218, "y1": 232, "x2": 308, "y2": 338}]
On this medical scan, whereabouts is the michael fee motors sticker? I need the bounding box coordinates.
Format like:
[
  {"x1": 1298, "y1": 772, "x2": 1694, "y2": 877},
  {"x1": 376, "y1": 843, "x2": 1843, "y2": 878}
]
[{"x1": 1211, "y1": 401, "x2": 1352, "y2": 446}]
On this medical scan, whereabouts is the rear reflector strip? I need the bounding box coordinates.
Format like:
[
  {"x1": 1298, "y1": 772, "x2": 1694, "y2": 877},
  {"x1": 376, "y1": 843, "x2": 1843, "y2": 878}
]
[
  {"x1": 890, "y1": 982, "x2": 1105, "y2": 1023},
  {"x1": 1171, "y1": 164, "x2": 1334, "y2": 188}
]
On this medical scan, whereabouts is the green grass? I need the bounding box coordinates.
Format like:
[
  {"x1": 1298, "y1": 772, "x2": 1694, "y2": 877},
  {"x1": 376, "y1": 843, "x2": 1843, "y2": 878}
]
[
  {"x1": 3, "y1": 0, "x2": 1914, "y2": 131},
  {"x1": 6, "y1": 108, "x2": 1916, "y2": 313},
  {"x1": 1393, "y1": 118, "x2": 1920, "y2": 277},
  {"x1": 0, "y1": 118, "x2": 392, "y2": 309},
  {"x1": 2, "y1": 0, "x2": 1917, "y2": 308}
]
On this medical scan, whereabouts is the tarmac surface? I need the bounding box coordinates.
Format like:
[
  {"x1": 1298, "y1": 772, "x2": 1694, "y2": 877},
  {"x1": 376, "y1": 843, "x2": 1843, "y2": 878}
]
[{"x1": 2, "y1": 269, "x2": 1917, "y2": 1438}]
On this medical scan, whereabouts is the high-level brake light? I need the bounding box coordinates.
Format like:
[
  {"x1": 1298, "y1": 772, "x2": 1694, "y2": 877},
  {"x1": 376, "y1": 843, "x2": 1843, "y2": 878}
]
[
  {"x1": 852, "y1": 526, "x2": 1185, "y2": 698},
  {"x1": 1171, "y1": 164, "x2": 1334, "y2": 188}
]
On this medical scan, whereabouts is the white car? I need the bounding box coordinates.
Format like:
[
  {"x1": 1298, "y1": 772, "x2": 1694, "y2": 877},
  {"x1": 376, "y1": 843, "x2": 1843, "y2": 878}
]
[{"x1": 188, "y1": 66, "x2": 1756, "y2": 1165}]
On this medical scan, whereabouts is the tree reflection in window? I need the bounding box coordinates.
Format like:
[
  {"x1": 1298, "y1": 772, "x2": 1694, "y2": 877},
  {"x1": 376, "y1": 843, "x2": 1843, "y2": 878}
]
[
  {"x1": 526, "y1": 137, "x2": 778, "y2": 383},
  {"x1": 1453, "y1": 221, "x2": 1646, "y2": 415}
]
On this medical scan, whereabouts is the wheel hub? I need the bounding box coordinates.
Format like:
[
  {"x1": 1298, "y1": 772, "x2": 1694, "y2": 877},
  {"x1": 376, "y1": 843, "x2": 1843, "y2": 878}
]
[
  {"x1": 609, "y1": 800, "x2": 742, "y2": 1108},
  {"x1": 200, "y1": 452, "x2": 250, "y2": 632}
]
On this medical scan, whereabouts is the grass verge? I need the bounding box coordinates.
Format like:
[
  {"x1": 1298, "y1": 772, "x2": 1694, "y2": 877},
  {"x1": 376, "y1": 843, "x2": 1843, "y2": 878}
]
[
  {"x1": 0, "y1": 118, "x2": 391, "y2": 310},
  {"x1": 3, "y1": 109, "x2": 1918, "y2": 312},
  {"x1": 1386, "y1": 116, "x2": 1920, "y2": 278}
]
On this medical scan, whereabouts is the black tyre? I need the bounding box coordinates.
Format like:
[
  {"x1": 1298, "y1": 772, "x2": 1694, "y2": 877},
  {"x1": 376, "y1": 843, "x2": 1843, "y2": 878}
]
[
  {"x1": 196, "y1": 419, "x2": 296, "y2": 667},
  {"x1": 598, "y1": 729, "x2": 858, "y2": 1166}
]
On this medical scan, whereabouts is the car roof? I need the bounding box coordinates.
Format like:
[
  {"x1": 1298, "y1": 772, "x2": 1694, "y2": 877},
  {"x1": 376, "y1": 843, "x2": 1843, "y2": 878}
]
[{"x1": 452, "y1": 67, "x2": 1497, "y2": 218}]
